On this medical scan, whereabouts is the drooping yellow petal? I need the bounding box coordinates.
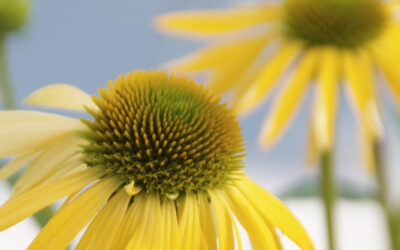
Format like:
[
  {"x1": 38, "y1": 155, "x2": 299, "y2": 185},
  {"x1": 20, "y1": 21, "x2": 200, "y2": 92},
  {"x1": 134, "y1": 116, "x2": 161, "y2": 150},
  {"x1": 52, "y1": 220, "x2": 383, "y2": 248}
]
[
  {"x1": 165, "y1": 34, "x2": 271, "y2": 72},
  {"x1": 225, "y1": 186, "x2": 278, "y2": 250},
  {"x1": 343, "y1": 50, "x2": 383, "y2": 139},
  {"x1": 0, "y1": 111, "x2": 85, "y2": 157},
  {"x1": 267, "y1": 223, "x2": 283, "y2": 250},
  {"x1": 370, "y1": 43, "x2": 400, "y2": 103},
  {"x1": 13, "y1": 133, "x2": 83, "y2": 196},
  {"x1": 0, "y1": 151, "x2": 38, "y2": 180},
  {"x1": 36, "y1": 156, "x2": 85, "y2": 187},
  {"x1": 155, "y1": 5, "x2": 280, "y2": 38},
  {"x1": 0, "y1": 168, "x2": 101, "y2": 231},
  {"x1": 199, "y1": 195, "x2": 217, "y2": 250},
  {"x1": 261, "y1": 49, "x2": 319, "y2": 147},
  {"x1": 313, "y1": 47, "x2": 340, "y2": 151},
  {"x1": 164, "y1": 34, "x2": 276, "y2": 96},
  {"x1": 232, "y1": 216, "x2": 243, "y2": 250},
  {"x1": 237, "y1": 176, "x2": 314, "y2": 250},
  {"x1": 58, "y1": 190, "x2": 80, "y2": 211},
  {"x1": 77, "y1": 188, "x2": 131, "y2": 250},
  {"x1": 386, "y1": 1, "x2": 400, "y2": 12},
  {"x1": 126, "y1": 194, "x2": 162, "y2": 250},
  {"x1": 24, "y1": 84, "x2": 97, "y2": 112},
  {"x1": 233, "y1": 42, "x2": 302, "y2": 116},
  {"x1": 160, "y1": 199, "x2": 181, "y2": 250},
  {"x1": 179, "y1": 194, "x2": 202, "y2": 250},
  {"x1": 110, "y1": 196, "x2": 143, "y2": 249},
  {"x1": 28, "y1": 177, "x2": 120, "y2": 250},
  {"x1": 306, "y1": 116, "x2": 318, "y2": 166},
  {"x1": 209, "y1": 191, "x2": 235, "y2": 250}
]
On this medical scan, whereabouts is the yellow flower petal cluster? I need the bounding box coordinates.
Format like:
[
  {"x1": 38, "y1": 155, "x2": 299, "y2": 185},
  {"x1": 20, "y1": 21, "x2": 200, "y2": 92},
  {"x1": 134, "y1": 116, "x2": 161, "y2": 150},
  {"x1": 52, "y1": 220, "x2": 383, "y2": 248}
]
[
  {"x1": 0, "y1": 70, "x2": 314, "y2": 250},
  {"x1": 156, "y1": 0, "x2": 400, "y2": 171}
]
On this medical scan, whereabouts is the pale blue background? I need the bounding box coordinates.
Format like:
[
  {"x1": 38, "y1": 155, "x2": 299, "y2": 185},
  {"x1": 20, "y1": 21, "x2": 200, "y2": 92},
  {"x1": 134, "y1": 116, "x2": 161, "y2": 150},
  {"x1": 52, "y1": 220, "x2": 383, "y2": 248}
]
[{"x1": 4, "y1": 0, "x2": 400, "y2": 196}]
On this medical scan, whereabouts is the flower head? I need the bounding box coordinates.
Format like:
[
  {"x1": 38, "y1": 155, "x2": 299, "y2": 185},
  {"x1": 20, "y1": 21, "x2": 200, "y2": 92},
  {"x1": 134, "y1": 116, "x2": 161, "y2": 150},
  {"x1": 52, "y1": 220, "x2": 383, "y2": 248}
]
[
  {"x1": 0, "y1": 71, "x2": 313, "y2": 249},
  {"x1": 156, "y1": 0, "x2": 400, "y2": 170},
  {"x1": 0, "y1": 0, "x2": 29, "y2": 36}
]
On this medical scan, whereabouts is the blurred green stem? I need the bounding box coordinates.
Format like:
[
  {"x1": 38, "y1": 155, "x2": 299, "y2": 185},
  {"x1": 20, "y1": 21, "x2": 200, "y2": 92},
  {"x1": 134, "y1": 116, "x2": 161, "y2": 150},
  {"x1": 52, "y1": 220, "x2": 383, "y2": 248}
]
[
  {"x1": 320, "y1": 151, "x2": 336, "y2": 250},
  {"x1": 0, "y1": 37, "x2": 54, "y2": 228},
  {"x1": 0, "y1": 38, "x2": 16, "y2": 109},
  {"x1": 374, "y1": 142, "x2": 399, "y2": 250}
]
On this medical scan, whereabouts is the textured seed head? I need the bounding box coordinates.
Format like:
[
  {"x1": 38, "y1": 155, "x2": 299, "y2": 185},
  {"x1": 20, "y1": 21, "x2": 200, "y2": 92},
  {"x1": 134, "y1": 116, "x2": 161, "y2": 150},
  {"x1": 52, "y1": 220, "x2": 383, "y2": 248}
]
[
  {"x1": 0, "y1": 0, "x2": 29, "y2": 35},
  {"x1": 81, "y1": 71, "x2": 245, "y2": 198},
  {"x1": 283, "y1": 0, "x2": 387, "y2": 47}
]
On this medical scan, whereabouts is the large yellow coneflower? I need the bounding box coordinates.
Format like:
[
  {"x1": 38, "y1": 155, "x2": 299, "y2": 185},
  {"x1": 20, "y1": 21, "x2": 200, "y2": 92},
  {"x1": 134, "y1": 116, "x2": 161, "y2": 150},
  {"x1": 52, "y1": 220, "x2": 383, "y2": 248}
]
[
  {"x1": 155, "y1": 0, "x2": 400, "y2": 170},
  {"x1": 156, "y1": 1, "x2": 400, "y2": 249},
  {"x1": 0, "y1": 70, "x2": 313, "y2": 250}
]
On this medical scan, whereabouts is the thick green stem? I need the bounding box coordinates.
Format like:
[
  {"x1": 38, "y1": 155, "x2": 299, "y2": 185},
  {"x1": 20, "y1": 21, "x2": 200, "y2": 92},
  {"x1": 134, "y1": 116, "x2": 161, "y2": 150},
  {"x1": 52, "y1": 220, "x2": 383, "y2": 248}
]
[
  {"x1": 320, "y1": 151, "x2": 336, "y2": 250},
  {"x1": 0, "y1": 37, "x2": 54, "y2": 228},
  {"x1": 374, "y1": 142, "x2": 399, "y2": 250}
]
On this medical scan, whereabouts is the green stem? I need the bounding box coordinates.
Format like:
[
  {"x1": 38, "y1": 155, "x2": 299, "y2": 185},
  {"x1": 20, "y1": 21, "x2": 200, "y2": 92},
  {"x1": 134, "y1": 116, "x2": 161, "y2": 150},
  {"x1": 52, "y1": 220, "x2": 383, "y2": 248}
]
[
  {"x1": 320, "y1": 151, "x2": 336, "y2": 250},
  {"x1": 0, "y1": 37, "x2": 54, "y2": 228},
  {"x1": 0, "y1": 38, "x2": 16, "y2": 109},
  {"x1": 374, "y1": 142, "x2": 399, "y2": 250}
]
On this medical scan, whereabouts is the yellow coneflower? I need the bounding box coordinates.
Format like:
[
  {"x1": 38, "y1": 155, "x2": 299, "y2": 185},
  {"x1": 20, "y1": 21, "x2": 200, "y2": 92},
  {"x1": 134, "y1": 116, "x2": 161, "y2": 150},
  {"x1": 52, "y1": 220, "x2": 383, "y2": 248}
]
[
  {"x1": 155, "y1": 0, "x2": 400, "y2": 171},
  {"x1": 0, "y1": 70, "x2": 313, "y2": 250}
]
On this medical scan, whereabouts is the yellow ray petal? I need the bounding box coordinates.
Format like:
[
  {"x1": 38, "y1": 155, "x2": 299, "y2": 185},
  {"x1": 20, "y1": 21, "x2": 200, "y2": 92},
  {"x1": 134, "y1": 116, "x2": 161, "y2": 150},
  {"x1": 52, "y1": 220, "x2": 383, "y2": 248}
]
[
  {"x1": 237, "y1": 176, "x2": 314, "y2": 250},
  {"x1": 0, "y1": 151, "x2": 38, "y2": 180},
  {"x1": 155, "y1": 5, "x2": 280, "y2": 38},
  {"x1": 224, "y1": 187, "x2": 279, "y2": 250},
  {"x1": 232, "y1": 217, "x2": 243, "y2": 250},
  {"x1": 313, "y1": 47, "x2": 340, "y2": 151},
  {"x1": 110, "y1": 195, "x2": 144, "y2": 249},
  {"x1": 126, "y1": 194, "x2": 162, "y2": 250},
  {"x1": 77, "y1": 188, "x2": 131, "y2": 250},
  {"x1": 179, "y1": 194, "x2": 202, "y2": 250},
  {"x1": 210, "y1": 191, "x2": 235, "y2": 250},
  {"x1": 160, "y1": 199, "x2": 181, "y2": 250},
  {"x1": 199, "y1": 195, "x2": 217, "y2": 250},
  {"x1": 28, "y1": 177, "x2": 119, "y2": 250},
  {"x1": 0, "y1": 111, "x2": 85, "y2": 157},
  {"x1": 306, "y1": 115, "x2": 318, "y2": 166},
  {"x1": 13, "y1": 133, "x2": 83, "y2": 196},
  {"x1": 233, "y1": 42, "x2": 302, "y2": 116},
  {"x1": 0, "y1": 168, "x2": 101, "y2": 231},
  {"x1": 370, "y1": 44, "x2": 400, "y2": 103},
  {"x1": 58, "y1": 190, "x2": 80, "y2": 211},
  {"x1": 36, "y1": 156, "x2": 86, "y2": 187},
  {"x1": 268, "y1": 224, "x2": 283, "y2": 250},
  {"x1": 343, "y1": 50, "x2": 384, "y2": 139},
  {"x1": 166, "y1": 34, "x2": 271, "y2": 73},
  {"x1": 386, "y1": 1, "x2": 400, "y2": 11},
  {"x1": 24, "y1": 84, "x2": 97, "y2": 112},
  {"x1": 261, "y1": 49, "x2": 319, "y2": 147}
]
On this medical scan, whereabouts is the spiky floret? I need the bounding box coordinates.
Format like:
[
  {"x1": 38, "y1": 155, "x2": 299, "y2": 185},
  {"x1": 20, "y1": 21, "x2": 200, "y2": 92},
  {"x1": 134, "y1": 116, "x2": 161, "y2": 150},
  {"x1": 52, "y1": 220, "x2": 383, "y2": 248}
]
[
  {"x1": 80, "y1": 71, "x2": 245, "y2": 198},
  {"x1": 283, "y1": 0, "x2": 387, "y2": 47}
]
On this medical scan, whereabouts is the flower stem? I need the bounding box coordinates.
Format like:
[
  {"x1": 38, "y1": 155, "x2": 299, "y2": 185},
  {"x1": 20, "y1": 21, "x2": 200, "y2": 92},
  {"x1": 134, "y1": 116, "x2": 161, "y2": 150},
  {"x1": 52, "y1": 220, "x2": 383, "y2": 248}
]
[
  {"x1": 0, "y1": 38, "x2": 16, "y2": 109},
  {"x1": 320, "y1": 151, "x2": 336, "y2": 250},
  {"x1": 0, "y1": 37, "x2": 54, "y2": 228},
  {"x1": 373, "y1": 142, "x2": 399, "y2": 250}
]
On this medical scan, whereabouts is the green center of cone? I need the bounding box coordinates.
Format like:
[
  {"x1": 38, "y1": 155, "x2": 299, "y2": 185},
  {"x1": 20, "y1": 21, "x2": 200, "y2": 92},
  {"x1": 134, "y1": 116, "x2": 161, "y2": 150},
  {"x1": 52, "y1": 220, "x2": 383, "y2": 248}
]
[{"x1": 283, "y1": 0, "x2": 387, "y2": 47}]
